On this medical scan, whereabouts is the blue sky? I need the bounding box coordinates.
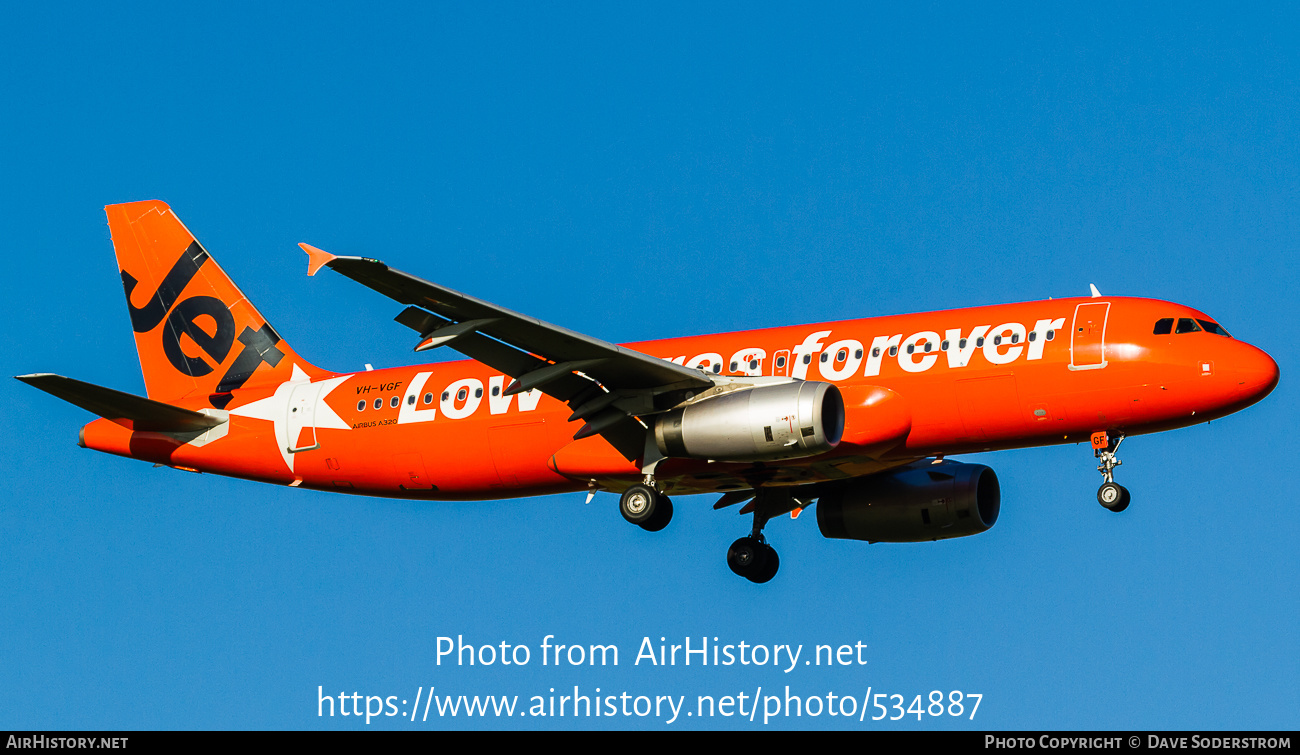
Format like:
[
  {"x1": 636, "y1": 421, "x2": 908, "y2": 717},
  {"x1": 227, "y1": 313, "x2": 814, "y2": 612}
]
[{"x1": 1, "y1": 2, "x2": 1297, "y2": 730}]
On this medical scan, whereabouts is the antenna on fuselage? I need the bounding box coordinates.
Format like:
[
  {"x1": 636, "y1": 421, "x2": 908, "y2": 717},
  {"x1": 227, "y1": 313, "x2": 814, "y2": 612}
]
[{"x1": 1089, "y1": 284, "x2": 1102, "y2": 298}]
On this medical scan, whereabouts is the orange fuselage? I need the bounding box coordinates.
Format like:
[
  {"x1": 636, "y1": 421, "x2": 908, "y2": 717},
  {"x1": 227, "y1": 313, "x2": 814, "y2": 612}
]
[{"x1": 78, "y1": 295, "x2": 1279, "y2": 501}]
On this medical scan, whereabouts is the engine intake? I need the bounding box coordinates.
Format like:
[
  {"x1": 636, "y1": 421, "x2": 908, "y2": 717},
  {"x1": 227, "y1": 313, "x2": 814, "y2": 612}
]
[
  {"x1": 654, "y1": 381, "x2": 844, "y2": 462},
  {"x1": 816, "y1": 460, "x2": 1000, "y2": 543}
]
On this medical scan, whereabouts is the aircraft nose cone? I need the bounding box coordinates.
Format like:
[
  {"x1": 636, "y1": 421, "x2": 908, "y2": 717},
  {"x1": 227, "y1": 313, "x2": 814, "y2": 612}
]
[{"x1": 1228, "y1": 344, "x2": 1279, "y2": 405}]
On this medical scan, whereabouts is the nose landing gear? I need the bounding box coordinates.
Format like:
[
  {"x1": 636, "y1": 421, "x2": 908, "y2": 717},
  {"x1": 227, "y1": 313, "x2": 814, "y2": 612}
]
[{"x1": 1093, "y1": 431, "x2": 1130, "y2": 512}]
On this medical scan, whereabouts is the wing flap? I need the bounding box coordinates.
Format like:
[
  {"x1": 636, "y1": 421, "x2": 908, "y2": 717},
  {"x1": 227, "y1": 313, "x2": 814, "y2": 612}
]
[{"x1": 16, "y1": 373, "x2": 225, "y2": 433}]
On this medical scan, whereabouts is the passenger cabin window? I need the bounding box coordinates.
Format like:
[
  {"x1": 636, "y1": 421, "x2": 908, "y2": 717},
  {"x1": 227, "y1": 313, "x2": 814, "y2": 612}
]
[
  {"x1": 1176, "y1": 318, "x2": 1201, "y2": 334},
  {"x1": 1153, "y1": 318, "x2": 1174, "y2": 335},
  {"x1": 1197, "y1": 319, "x2": 1231, "y2": 337}
]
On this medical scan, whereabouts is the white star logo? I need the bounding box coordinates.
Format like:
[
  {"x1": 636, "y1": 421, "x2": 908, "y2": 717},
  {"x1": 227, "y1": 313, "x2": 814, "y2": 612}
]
[{"x1": 230, "y1": 364, "x2": 351, "y2": 473}]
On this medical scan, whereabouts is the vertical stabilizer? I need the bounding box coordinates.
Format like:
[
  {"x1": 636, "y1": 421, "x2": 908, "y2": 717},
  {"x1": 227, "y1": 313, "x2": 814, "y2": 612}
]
[{"x1": 106, "y1": 200, "x2": 326, "y2": 408}]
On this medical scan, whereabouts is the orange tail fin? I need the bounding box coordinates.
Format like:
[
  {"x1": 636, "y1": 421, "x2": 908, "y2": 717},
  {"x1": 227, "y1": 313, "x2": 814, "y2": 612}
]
[{"x1": 107, "y1": 200, "x2": 326, "y2": 409}]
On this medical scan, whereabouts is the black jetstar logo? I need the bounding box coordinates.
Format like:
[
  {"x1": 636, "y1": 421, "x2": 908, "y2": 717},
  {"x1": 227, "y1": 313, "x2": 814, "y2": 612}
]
[{"x1": 121, "y1": 242, "x2": 285, "y2": 408}]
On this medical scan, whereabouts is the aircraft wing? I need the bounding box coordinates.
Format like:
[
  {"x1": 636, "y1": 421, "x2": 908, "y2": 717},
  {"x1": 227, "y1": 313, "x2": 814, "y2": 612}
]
[{"x1": 302, "y1": 245, "x2": 715, "y2": 460}]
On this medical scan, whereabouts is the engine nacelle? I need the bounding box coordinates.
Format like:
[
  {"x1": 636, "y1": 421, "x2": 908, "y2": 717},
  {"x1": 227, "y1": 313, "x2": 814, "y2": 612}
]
[
  {"x1": 654, "y1": 381, "x2": 844, "y2": 462},
  {"x1": 816, "y1": 460, "x2": 1000, "y2": 543}
]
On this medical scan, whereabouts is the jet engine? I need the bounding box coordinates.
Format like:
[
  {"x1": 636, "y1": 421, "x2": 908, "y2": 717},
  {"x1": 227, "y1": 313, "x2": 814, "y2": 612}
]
[
  {"x1": 816, "y1": 460, "x2": 1000, "y2": 543},
  {"x1": 654, "y1": 381, "x2": 844, "y2": 462}
]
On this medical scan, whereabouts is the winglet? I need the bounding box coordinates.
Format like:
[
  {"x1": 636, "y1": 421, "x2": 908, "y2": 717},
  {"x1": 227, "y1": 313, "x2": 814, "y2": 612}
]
[
  {"x1": 1089, "y1": 283, "x2": 1102, "y2": 298},
  {"x1": 299, "y1": 243, "x2": 337, "y2": 277}
]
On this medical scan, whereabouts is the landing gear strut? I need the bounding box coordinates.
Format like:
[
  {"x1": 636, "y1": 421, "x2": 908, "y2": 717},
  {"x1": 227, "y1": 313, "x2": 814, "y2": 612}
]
[
  {"x1": 620, "y1": 479, "x2": 673, "y2": 532},
  {"x1": 1093, "y1": 431, "x2": 1130, "y2": 513}
]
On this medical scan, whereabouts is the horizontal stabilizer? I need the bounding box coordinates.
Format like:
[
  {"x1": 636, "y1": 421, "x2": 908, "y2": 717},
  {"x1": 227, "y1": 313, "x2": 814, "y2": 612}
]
[{"x1": 15, "y1": 374, "x2": 225, "y2": 433}]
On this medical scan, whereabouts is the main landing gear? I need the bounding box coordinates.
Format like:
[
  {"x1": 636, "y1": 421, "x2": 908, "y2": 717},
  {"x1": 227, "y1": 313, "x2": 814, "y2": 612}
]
[
  {"x1": 726, "y1": 489, "x2": 801, "y2": 584},
  {"x1": 620, "y1": 480, "x2": 674, "y2": 532},
  {"x1": 1093, "y1": 431, "x2": 1131, "y2": 513},
  {"x1": 616, "y1": 472, "x2": 795, "y2": 585}
]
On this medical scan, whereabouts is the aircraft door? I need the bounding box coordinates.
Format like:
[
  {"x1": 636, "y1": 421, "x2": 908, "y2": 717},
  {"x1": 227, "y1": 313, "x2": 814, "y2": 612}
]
[
  {"x1": 1070, "y1": 302, "x2": 1110, "y2": 371},
  {"x1": 287, "y1": 381, "x2": 322, "y2": 452},
  {"x1": 393, "y1": 451, "x2": 434, "y2": 490},
  {"x1": 956, "y1": 375, "x2": 1024, "y2": 439}
]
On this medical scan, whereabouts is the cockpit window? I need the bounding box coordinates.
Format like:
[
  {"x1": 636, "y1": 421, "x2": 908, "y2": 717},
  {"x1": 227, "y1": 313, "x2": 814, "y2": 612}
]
[
  {"x1": 1175, "y1": 318, "x2": 1201, "y2": 334},
  {"x1": 1196, "y1": 319, "x2": 1231, "y2": 337},
  {"x1": 1153, "y1": 318, "x2": 1173, "y2": 335}
]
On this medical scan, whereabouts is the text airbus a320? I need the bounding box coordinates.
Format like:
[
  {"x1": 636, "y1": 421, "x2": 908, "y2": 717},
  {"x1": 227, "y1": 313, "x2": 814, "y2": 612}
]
[{"x1": 19, "y1": 201, "x2": 1280, "y2": 583}]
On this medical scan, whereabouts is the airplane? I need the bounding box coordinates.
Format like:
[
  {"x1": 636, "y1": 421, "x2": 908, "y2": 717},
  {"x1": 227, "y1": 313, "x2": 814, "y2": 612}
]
[{"x1": 17, "y1": 201, "x2": 1280, "y2": 583}]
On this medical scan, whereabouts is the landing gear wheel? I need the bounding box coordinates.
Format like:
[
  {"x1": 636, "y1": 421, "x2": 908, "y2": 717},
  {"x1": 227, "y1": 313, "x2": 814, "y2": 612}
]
[
  {"x1": 1097, "y1": 482, "x2": 1130, "y2": 512},
  {"x1": 727, "y1": 536, "x2": 767, "y2": 579},
  {"x1": 620, "y1": 484, "x2": 659, "y2": 526},
  {"x1": 727, "y1": 537, "x2": 779, "y2": 583},
  {"x1": 1110, "y1": 485, "x2": 1130, "y2": 512},
  {"x1": 750, "y1": 545, "x2": 780, "y2": 584},
  {"x1": 639, "y1": 495, "x2": 673, "y2": 532}
]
